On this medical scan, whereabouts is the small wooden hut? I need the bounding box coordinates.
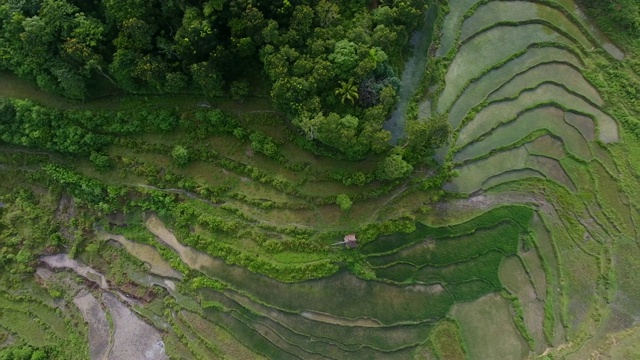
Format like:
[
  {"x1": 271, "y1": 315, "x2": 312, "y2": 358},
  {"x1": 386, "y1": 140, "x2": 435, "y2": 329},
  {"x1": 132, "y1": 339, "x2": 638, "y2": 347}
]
[{"x1": 343, "y1": 234, "x2": 357, "y2": 248}]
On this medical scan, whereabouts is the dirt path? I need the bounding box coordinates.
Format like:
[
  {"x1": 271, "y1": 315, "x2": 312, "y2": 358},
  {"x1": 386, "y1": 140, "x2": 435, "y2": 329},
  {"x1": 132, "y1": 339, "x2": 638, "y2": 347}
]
[
  {"x1": 144, "y1": 213, "x2": 217, "y2": 271},
  {"x1": 41, "y1": 254, "x2": 109, "y2": 290}
]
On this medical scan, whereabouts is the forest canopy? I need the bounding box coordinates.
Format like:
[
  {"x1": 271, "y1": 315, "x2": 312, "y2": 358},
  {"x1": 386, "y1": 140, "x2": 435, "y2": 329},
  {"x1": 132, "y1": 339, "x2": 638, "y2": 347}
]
[{"x1": 0, "y1": 0, "x2": 430, "y2": 159}]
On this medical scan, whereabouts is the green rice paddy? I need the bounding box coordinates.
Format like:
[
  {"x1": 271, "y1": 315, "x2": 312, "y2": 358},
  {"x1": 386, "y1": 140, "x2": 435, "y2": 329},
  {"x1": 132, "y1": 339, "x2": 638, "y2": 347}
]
[{"x1": 1, "y1": 0, "x2": 638, "y2": 358}]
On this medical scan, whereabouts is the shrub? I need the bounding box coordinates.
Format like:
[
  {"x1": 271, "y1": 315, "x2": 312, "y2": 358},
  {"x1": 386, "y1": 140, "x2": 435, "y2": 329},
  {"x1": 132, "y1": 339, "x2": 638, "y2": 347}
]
[
  {"x1": 336, "y1": 194, "x2": 353, "y2": 211},
  {"x1": 249, "y1": 132, "x2": 280, "y2": 158},
  {"x1": 171, "y1": 145, "x2": 189, "y2": 166},
  {"x1": 90, "y1": 151, "x2": 111, "y2": 171},
  {"x1": 376, "y1": 154, "x2": 413, "y2": 180}
]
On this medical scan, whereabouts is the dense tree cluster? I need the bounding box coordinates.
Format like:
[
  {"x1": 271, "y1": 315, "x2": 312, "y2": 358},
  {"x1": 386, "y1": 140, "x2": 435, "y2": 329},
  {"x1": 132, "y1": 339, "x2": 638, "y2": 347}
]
[
  {"x1": 0, "y1": 0, "x2": 428, "y2": 159},
  {"x1": 0, "y1": 97, "x2": 180, "y2": 154}
]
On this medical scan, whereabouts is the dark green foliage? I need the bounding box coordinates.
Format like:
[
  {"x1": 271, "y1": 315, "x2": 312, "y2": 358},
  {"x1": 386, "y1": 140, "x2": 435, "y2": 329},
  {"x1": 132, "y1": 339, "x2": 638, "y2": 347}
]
[
  {"x1": 0, "y1": 0, "x2": 433, "y2": 158},
  {"x1": 376, "y1": 154, "x2": 413, "y2": 180},
  {"x1": 0, "y1": 99, "x2": 108, "y2": 155},
  {"x1": 1, "y1": 3, "x2": 446, "y2": 165},
  {"x1": 89, "y1": 151, "x2": 111, "y2": 171},
  {"x1": 361, "y1": 205, "x2": 534, "y2": 255},
  {"x1": 334, "y1": 78, "x2": 359, "y2": 105},
  {"x1": 329, "y1": 40, "x2": 359, "y2": 78},
  {"x1": 329, "y1": 170, "x2": 373, "y2": 186},
  {"x1": 0, "y1": 1, "x2": 451, "y2": 166},
  {"x1": 41, "y1": 164, "x2": 107, "y2": 205},
  {"x1": 0, "y1": 98, "x2": 194, "y2": 156},
  {"x1": 191, "y1": 109, "x2": 240, "y2": 138},
  {"x1": 190, "y1": 62, "x2": 225, "y2": 97},
  {"x1": 447, "y1": 280, "x2": 497, "y2": 302},
  {"x1": 358, "y1": 69, "x2": 400, "y2": 108},
  {"x1": 230, "y1": 80, "x2": 250, "y2": 102},
  {"x1": 367, "y1": 223, "x2": 521, "y2": 268},
  {"x1": 145, "y1": 109, "x2": 178, "y2": 132},
  {"x1": 0, "y1": 0, "x2": 101, "y2": 99},
  {"x1": 402, "y1": 113, "x2": 451, "y2": 165},
  {"x1": 249, "y1": 132, "x2": 280, "y2": 158},
  {"x1": 374, "y1": 263, "x2": 416, "y2": 282},
  {"x1": 256, "y1": 1, "x2": 427, "y2": 157}
]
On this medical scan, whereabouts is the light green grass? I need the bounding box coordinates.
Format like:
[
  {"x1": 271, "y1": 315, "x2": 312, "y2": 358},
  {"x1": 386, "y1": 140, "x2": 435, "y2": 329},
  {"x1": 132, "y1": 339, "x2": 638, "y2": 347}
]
[
  {"x1": 461, "y1": 1, "x2": 593, "y2": 50},
  {"x1": 451, "y1": 293, "x2": 529, "y2": 360},
  {"x1": 489, "y1": 62, "x2": 602, "y2": 106},
  {"x1": 457, "y1": 83, "x2": 616, "y2": 146},
  {"x1": 525, "y1": 155, "x2": 576, "y2": 191},
  {"x1": 530, "y1": 214, "x2": 566, "y2": 345},
  {"x1": 446, "y1": 146, "x2": 528, "y2": 193},
  {"x1": 448, "y1": 47, "x2": 582, "y2": 129},
  {"x1": 499, "y1": 257, "x2": 547, "y2": 354},
  {"x1": 591, "y1": 162, "x2": 635, "y2": 236},
  {"x1": 455, "y1": 107, "x2": 592, "y2": 163},
  {"x1": 437, "y1": 0, "x2": 486, "y2": 56},
  {"x1": 481, "y1": 169, "x2": 546, "y2": 191},
  {"x1": 525, "y1": 135, "x2": 568, "y2": 159},
  {"x1": 368, "y1": 222, "x2": 521, "y2": 268},
  {"x1": 438, "y1": 23, "x2": 577, "y2": 112},
  {"x1": 428, "y1": 319, "x2": 467, "y2": 360},
  {"x1": 0, "y1": 311, "x2": 53, "y2": 347}
]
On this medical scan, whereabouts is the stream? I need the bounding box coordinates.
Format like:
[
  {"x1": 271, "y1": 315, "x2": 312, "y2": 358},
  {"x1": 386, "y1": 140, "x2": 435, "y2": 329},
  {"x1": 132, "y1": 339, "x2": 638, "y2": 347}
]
[{"x1": 383, "y1": 5, "x2": 439, "y2": 144}]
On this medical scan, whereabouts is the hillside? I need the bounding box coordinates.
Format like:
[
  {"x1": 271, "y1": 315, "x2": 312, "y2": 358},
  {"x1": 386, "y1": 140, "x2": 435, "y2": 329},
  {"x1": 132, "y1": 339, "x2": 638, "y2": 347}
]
[{"x1": 0, "y1": 0, "x2": 638, "y2": 359}]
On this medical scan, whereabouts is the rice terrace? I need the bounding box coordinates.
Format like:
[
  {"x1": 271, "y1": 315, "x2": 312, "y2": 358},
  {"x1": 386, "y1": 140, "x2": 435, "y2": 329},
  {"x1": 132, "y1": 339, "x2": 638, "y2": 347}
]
[{"x1": 0, "y1": 0, "x2": 638, "y2": 359}]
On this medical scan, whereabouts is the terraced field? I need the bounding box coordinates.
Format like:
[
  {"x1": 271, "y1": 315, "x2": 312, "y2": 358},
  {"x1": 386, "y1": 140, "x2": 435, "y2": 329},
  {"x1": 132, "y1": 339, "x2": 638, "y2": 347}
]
[
  {"x1": 435, "y1": 0, "x2": 639, "y2": 357},
  {"x1": 0, "y1": 287, "x2": 88, "y2": 356},
  {"x1": 0, "y1": 0, "x2": 638, "y2": 359}
]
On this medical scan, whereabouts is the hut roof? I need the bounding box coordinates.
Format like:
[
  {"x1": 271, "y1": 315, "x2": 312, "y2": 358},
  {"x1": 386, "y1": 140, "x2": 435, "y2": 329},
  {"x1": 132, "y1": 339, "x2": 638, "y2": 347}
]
[{"x1": 344, "y1": 234, "x2": 357, "y2": 248}]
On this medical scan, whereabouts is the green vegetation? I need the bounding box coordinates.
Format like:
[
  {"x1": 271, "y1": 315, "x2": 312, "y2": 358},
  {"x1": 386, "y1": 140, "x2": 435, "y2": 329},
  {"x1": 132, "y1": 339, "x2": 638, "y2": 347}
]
[
  {"x1": 0, "y1": 0, "x2": 443, "y2": 162},
  {"x1": 171, "y1": 145, "x2": 190, "y2": 167},
  {"x1": 428, "y1": 319, "x2": 467, "y2": 360},
  {"x1": 0, "y1": 0, "x2": 638, "y2": 358},
  {"x1": 336, "y1": 194, "x2": 353, "y2": 211}
]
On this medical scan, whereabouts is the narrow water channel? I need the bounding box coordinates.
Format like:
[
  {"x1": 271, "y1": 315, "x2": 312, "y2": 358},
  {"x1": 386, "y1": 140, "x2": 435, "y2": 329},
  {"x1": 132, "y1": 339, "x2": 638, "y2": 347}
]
[{"x1": 383, "y1": 4, "x2": 439, "y2": 144}]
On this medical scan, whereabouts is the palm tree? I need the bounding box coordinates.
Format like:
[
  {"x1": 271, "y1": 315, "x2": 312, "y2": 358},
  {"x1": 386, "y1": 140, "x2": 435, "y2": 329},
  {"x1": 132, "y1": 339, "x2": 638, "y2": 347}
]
[{"x1": 335, "y1": 78, "x2": 359, "y2": 105}]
